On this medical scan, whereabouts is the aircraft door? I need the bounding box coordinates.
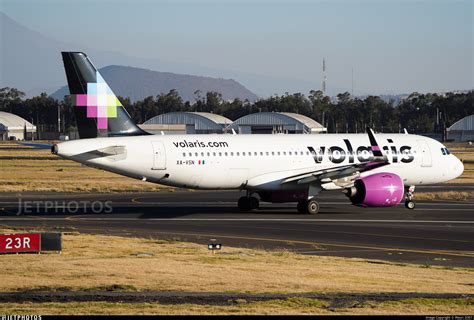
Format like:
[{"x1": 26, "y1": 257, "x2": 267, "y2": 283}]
[
  {"x1": 417, "y1": 140, "x2": 432, "y2": 167},
  {"x1": 151, "y1": 141, "x2": 166, "y2": 170}
]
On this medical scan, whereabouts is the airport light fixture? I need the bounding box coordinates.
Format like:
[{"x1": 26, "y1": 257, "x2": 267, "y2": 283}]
[{"x1": 208, "y1": 239, "x2": 222, "y2": 254}]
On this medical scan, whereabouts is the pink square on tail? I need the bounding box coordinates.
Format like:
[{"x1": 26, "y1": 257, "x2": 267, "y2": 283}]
[
  {"x1": 76, "y1": 94, "x2": 87, "y2": 106},
  {"x1": 87, "y1": 105, "x2": 97, "y2": 118},
  {"x1": 97, "y1": 118, "x2": 108, "y2": 129}
]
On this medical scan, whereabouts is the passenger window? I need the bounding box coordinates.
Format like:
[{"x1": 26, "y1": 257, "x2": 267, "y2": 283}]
[
  {"x1": 272, "y1": 152, "x2": 275, "y2": 156},
  {"x1": 446, "y1": 148, "x2": 451, "y2": 155},
  {"x1": 219, "y1": 152, "x2": 222, "y2": 156},
  {"x1": 183, "y1": 153, "x2": 186, "y2": 157},
  {"x1": 242, "y1": 152, "x2": 245, "y2": 156},
  {"x1": 230, "y1": 152, "x2": 234, "y2": 156},
  {"x1": 225, "y1": 152, "x2": 228, "y2": 156},
  {"x1": 201, "y1": 152, "x2": 204, "y2": 157},
  {"x1": 207, "y1": 152, "x2": 210, "y2": 156},
  {"x1": 237, "y1": 152, "x2": 240, "y2": 156},
  {"x1": 195, "y1": 152, "x2": 198, "y2": 157},
  {"x1": 213, "y1": 152, "x2": 216, "y2": 156},
  {"x1": 441, "y1": 148, "x2": 446, "y2": 155},
  {"x1": 277, "y1": 152, "x2": 280, "y2": 156},
  {"x1": 266, "y1": 152, "x2": 269, "y2": 156}
]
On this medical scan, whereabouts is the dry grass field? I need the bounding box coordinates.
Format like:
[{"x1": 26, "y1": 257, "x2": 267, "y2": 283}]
[
  {"x1": 0, "y1": 230, "x2": 472, "y2": 315},
  {"x1": 1, "y1": 298, "x2": 473, "y2": 315}
]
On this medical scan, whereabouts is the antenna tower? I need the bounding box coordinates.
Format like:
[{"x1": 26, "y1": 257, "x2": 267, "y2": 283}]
[{"x1": 322, "y1": 58, "x2": 327, "y2": 95}]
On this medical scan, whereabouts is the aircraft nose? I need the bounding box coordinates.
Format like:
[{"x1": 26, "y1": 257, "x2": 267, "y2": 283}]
[{"x1": 453, "y1": 157, "x2": 464, "y2": 179}]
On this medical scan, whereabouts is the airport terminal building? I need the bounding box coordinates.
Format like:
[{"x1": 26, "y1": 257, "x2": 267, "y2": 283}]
[
  {"x1": 447, "y1": 114, "x2": 474, "y2": 142},
  {"x1": 139, "y1": 111, "x2": 327, "y2": 135},
  {"x1": 0, "y1": 111, "x2": 37, "y2": 140},
  {"x1": 139, "y1": 112, "x2": 233, "y2": 135},
  {"x1": 226, "y1": 112, "x2": 327, "y2": 134}
]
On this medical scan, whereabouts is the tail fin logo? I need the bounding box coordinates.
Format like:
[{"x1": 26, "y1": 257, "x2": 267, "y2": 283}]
[{"x1": 72, "y1": 72, "x2": 121, "y2": 129}]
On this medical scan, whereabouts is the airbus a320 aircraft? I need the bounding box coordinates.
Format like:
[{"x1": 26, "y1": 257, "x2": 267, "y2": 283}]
[{"x1": 52, "y1": 52, "x2": 464, "y2": 214}]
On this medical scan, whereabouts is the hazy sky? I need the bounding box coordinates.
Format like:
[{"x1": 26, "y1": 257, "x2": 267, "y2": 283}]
[{"x1": 1, "y1": 0, "x2": 473, "y2": 94}]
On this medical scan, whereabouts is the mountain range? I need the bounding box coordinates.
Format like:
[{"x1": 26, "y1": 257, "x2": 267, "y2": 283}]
[{"x1": 51, "y1": 65, "x2": 258, "y2": 102}]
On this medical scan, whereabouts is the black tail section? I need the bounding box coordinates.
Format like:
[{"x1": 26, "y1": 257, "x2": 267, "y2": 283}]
[{"x1": 61, "y1": 52, "x2": 149, "y2": 139}]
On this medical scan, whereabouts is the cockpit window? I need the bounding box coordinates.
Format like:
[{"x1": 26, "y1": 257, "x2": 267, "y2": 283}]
[{"x1": 441, "y1": 147, "x2": 451, "y2": 155}]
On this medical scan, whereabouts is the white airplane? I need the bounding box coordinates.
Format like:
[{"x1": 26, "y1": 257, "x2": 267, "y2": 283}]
[{"x1": 52, "y1": 52, "x2": 464, "y2": 214}]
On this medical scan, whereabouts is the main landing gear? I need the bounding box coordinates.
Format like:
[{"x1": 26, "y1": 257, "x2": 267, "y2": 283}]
[
  {"x1": 404, "y1": 185, "x2": 416, "y2": 209},
  {"x1": 238, "y1": 192, "x2": 259, "y2": 211},
  {"x1": 297, "y1": 199, "x2": 320, "y2": 215}
]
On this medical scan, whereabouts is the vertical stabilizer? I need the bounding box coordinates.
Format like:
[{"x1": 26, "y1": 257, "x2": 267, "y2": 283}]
[{"x1": 61, "y1": 52, "x2": 149, "y2": 139}]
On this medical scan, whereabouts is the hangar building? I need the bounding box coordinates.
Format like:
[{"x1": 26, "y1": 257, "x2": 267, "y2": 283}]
[
  {"x1": 139, "y1": 112, "x2": 233, "y2": 135},
  {"x1": 226, "y1": 112, "x2": 327, "y2": 134},
  {"x1": 0, "y1": 111, "x2": 37, "y2": 140},
  {"x1": 447, "y1": 114, "x2": 474, "y2": 142}
]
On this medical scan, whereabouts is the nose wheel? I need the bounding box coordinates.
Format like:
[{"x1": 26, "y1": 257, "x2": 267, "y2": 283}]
[
  {"x1": 405, "y1": 200, "x2": 415, "y2": 209},
  {"x1": 404, "y1": 185, "x2": 416, "y2": 210}
]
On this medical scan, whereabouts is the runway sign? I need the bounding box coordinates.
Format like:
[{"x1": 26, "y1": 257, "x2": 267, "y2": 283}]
[
  {"x1": 0, "y1": 233, "x2": 41, "y2": 253},
  {"x1": 41, "y1": 233, "x2": 62, "y2": 252},
  {"x1": 0, "y1": 233, "x2": 62, "y2": 254}
]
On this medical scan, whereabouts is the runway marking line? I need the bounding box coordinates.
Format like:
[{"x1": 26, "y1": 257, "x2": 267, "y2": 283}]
[
  {"x1": 129, "y1": 230, "x2": 474, "y2": 259},
  {"x1": 243, "y1": 224, "x2": 473, "y2": 244},
  {"x1": 59, "y1": 217, "x2": 474, "y2": 224}
]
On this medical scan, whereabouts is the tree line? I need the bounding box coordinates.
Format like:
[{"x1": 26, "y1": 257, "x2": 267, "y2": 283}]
[{"x1": 1, "y1": 87, "x2": 472, "y2": 134}]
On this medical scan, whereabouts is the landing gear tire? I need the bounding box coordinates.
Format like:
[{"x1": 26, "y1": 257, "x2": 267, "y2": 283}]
[
  {"x1": 297, "y1": 200, "x2": 320, "y2": 214},
  {"x1": 249, "y1": 197, "x2": 259, "y2": 210},
  {"x1": 405, "y1": 200, "x2": 415, "y2": 209},
  {"x1": 307, "y1": 200, "x2": 320, "y2": 215},
  {"x1": 238, "y1": 196, "x2": 259, "y2": 211}
]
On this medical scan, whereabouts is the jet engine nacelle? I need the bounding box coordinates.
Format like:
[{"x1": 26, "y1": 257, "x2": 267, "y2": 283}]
[{"x1": 346, "y1": 172, "x2": 404, "y2": 207}]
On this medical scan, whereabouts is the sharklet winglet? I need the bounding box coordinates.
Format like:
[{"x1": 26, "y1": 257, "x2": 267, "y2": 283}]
[{"x1": 366, "y1": 127, "x2": 384, "y2": 158}]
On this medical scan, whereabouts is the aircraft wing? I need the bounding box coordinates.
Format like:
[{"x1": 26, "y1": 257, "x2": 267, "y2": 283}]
[
  {"x1": 281, "y1": 159, "x2": 389, "y2": 185},
  {"x1": 282, "y1": 128, "x2": 389, "y2": 186}
]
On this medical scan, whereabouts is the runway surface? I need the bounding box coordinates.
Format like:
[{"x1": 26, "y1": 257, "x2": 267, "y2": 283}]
[{"x1": 0, "y1": 188, "x2": 473, "y2": 267}]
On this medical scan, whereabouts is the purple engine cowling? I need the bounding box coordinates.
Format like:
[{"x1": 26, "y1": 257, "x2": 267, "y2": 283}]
[{"x1": 347, "y1": 172, "x2": 404, "y2": 207}]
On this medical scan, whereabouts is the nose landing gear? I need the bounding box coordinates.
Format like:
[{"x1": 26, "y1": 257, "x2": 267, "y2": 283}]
[
  {"x1": 237, "y1": 192, "x2": 259, "y2": 211},
  {"x1": 404, "y1": 185, "x2": 416, "y2": 209}
]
